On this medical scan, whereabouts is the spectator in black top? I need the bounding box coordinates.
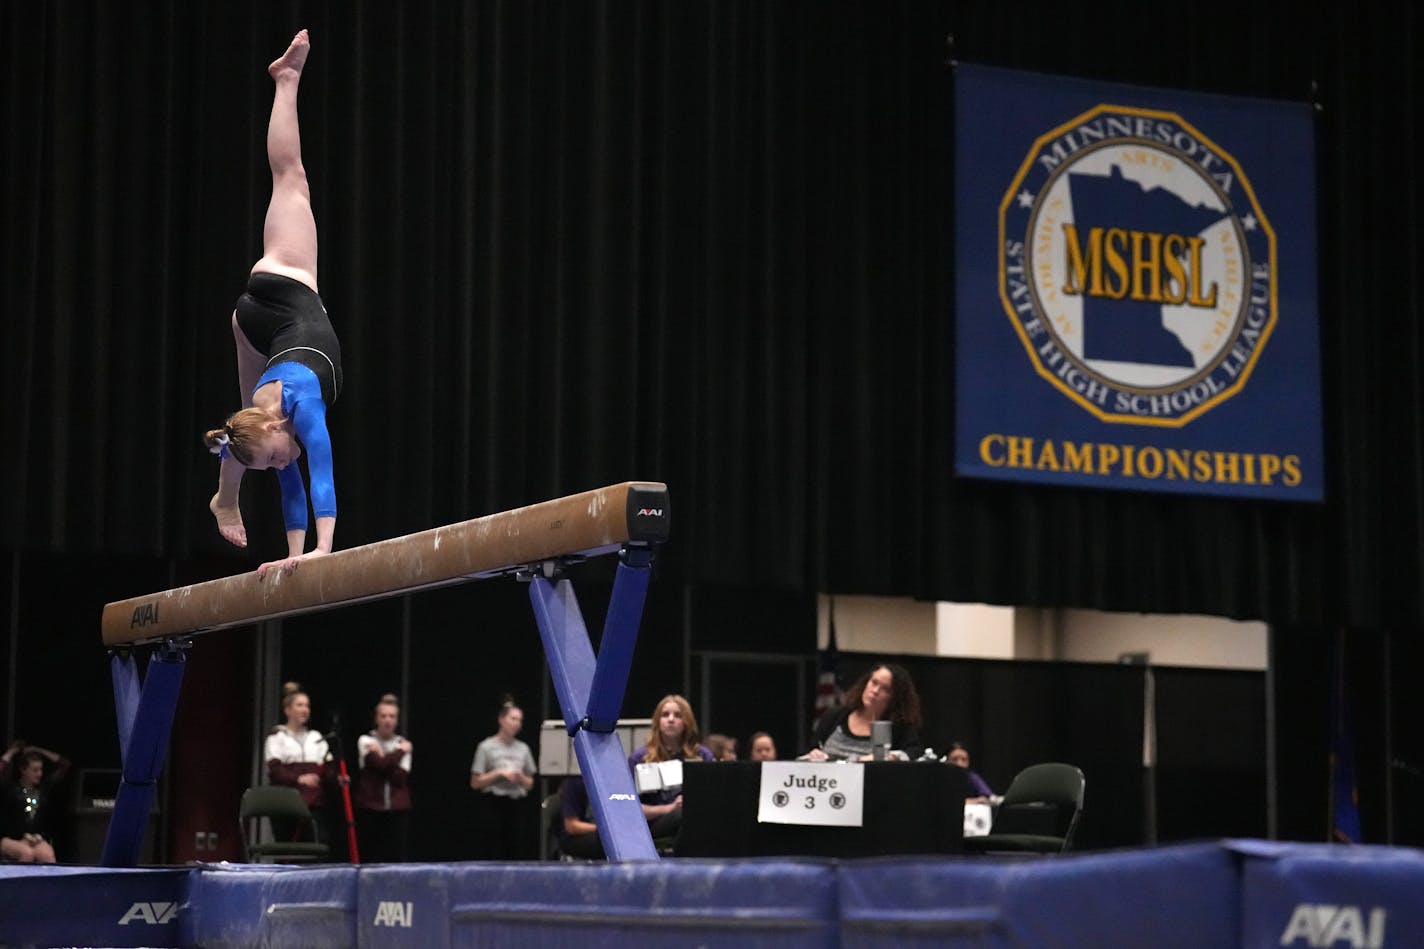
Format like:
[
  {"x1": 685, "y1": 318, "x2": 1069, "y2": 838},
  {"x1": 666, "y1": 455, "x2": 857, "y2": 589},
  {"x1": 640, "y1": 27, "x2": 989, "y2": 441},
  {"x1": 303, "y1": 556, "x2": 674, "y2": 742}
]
[{"x1": 1, "y1": 740, "x2": 71, "y2": 864}]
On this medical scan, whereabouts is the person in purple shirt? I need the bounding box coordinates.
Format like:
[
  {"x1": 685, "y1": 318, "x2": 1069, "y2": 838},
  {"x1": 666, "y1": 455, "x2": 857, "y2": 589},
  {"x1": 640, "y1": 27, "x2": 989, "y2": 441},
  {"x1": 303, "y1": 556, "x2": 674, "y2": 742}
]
[
  {"x1": 947, "y1": 742, "x2": 994, "y2": 803},
  {"x1": 204, "y1": 29, "x2": 342, "y2": 580},
  {"x1": 628, "y1": 694, "x2": 713, "y2": 839},
  {"x1": 557, "y1": 775, "x2": 604, "y2": 859}
]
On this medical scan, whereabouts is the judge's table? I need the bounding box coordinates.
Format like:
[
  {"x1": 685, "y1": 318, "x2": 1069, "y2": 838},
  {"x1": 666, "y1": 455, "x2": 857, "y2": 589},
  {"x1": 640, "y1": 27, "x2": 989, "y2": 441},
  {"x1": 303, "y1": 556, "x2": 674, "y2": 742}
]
[{"x1": 677, "y1": 760, "x2": 969, "y2": 858}]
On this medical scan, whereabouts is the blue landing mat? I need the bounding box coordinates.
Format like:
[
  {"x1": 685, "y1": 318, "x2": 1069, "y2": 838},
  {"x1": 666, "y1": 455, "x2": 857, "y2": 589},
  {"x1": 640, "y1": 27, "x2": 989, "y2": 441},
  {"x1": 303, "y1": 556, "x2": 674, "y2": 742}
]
[
  {"x1": 2, "y1": 840, "x2": 1422, "y2": 948},
  {"x1": 0, "y1": 864, "x2": 189, "y2": 948}
]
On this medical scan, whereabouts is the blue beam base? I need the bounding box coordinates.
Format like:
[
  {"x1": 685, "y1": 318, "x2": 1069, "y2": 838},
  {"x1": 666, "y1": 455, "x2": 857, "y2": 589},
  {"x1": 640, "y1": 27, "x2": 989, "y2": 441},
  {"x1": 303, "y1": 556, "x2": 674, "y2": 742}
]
[
  {"x1": 102, "y1": 645, "x2": 187, "y2": 867},
  {"x1": 110, "y1": 652, "x2": 142, "y2": 764},
  {"x1": 571, "y1": 730, "x2": 658, "y2": 861},
  {"x1": 585, "y1": 551, "x2": 652, "y2": 732},
  {"x1": 530, "y1": 561, "x2": 658, "y2": 861}
]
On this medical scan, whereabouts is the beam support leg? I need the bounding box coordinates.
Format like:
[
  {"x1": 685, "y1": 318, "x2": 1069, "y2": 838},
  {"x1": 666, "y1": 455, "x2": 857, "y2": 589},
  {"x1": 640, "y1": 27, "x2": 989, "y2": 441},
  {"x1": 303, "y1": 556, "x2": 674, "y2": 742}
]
[
  {"x1": 111, "y1": 651, "x2": 142, "y2": 764},
  {"x1": 101, "y1": 642, "x2": 187, "y2": 867},
  {"x1": 585, "y1": 549, "x2": 652, "y2": 732},
  {"x1": 529, "y1": 556, "x2": 657, "y2": 861}
]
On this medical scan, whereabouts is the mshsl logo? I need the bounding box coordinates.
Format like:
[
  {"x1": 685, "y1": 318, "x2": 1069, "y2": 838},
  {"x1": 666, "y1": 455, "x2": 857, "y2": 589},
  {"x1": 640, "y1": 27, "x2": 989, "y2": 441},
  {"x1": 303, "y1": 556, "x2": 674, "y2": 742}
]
[{"x1": 1000, "y1": 104, "x2": 1276, "y2": 427}]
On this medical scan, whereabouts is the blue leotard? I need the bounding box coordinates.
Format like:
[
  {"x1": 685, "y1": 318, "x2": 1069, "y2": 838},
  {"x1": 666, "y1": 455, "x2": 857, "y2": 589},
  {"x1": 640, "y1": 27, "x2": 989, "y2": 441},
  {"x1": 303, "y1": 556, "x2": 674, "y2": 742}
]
[
  {"x1": 254, "y1": 362, "x2": 335, "y2": 533},
  {"x1": 234, "y1": 272, "x2": 341, "y2": 535}
]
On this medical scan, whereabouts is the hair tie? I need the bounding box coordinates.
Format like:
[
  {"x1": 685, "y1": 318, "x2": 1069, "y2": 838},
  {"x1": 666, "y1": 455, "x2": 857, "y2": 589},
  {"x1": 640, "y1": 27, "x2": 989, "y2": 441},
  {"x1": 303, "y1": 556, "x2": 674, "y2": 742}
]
[{"x1": 210, "y1": 431, "x2": 231, "y2": 459}]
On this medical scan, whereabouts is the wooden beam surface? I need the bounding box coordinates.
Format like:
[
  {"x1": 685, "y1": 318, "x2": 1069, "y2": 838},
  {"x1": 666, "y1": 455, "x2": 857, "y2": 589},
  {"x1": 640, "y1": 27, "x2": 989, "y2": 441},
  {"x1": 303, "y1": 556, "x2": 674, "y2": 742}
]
[{"x1": 102, "y1": 481, "x2": 669, "y2": 646}]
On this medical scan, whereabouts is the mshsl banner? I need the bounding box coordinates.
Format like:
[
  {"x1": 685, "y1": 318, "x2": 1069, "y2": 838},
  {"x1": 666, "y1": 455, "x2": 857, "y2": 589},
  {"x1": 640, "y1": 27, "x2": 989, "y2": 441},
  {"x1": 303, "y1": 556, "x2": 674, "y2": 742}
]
[{"x1": 953, "y1": 64, "x2": 1322, "y2": 500}]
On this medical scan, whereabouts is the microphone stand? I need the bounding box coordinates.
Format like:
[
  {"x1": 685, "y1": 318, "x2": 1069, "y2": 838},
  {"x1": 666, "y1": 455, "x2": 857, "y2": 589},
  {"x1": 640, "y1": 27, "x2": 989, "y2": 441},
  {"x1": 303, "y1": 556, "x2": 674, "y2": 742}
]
[{"x1": 328, "y1": 714, "x2": 360, "y2": 864}]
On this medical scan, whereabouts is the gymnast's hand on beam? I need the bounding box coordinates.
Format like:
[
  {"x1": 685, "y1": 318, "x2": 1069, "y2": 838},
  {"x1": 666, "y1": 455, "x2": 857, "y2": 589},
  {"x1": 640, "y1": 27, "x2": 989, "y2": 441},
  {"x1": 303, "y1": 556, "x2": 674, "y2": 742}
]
[{"x1": 257, "y1": 548, "x2": 328, "y2": 579}]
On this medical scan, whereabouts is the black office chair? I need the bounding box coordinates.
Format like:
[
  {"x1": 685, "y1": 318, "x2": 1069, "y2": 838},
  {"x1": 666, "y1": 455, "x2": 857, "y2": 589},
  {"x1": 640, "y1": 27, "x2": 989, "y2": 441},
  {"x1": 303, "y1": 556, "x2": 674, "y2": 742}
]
[
  {"x1": 961, "y1": 762, "x2": 1085, "y2": 856},
  {"x1": 239, "y1": 785, "x2": 331, "y2": 863}
]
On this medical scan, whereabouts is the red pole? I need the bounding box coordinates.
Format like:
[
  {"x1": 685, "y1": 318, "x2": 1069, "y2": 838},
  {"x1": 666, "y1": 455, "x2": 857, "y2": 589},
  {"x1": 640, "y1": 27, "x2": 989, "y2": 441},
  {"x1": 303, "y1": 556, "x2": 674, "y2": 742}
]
[{"x1": 337, "y1": 759, "x2": 359, "y2": 864}]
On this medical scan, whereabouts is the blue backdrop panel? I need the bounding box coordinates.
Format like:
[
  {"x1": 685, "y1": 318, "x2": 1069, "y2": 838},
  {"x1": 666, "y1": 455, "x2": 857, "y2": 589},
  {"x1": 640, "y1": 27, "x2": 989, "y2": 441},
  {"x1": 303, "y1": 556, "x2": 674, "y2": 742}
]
[
  {"x1": 953, "y1": 63, "x2": 1323, "y2": 502},
  {"x1": 1232, "y1": 840, "x2": 1424, "y2": 949},
  {"x1": 840, "y1": 843, "x2": 1238, "y2": 949},
  {"x1": 180, "y1": 864, "x2": 358, "y2": 949},
  {"x1": 444, "y1": 859, "x2": 838, "y2": 949},
  {"x1": 0, "y1": 865, "x2": 187, "y2": 948},
  {"x1": 358, "y1": 863, "x2": 453, "y2": 949}
]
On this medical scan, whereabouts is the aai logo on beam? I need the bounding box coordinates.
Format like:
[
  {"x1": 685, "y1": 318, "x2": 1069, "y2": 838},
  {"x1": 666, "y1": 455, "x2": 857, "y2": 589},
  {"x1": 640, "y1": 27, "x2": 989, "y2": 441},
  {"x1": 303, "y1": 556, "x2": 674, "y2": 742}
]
[{"x1": 999, "y1": 105, "x2": 1275, "y2": 427}]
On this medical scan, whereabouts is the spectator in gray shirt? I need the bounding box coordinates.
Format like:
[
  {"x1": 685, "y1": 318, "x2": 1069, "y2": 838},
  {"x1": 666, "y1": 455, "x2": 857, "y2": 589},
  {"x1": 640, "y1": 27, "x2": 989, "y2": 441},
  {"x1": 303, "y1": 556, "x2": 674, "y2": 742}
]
[{"x1": 470, "y1": 697, "x2": 536, "y2": 859}]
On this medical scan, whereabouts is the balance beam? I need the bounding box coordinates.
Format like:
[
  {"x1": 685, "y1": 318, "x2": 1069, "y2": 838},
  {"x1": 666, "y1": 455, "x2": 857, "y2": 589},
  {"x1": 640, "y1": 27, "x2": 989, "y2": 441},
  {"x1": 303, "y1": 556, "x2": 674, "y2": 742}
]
[{"x1": 102, "y1": 481, "x2": 670, "y2": 646}]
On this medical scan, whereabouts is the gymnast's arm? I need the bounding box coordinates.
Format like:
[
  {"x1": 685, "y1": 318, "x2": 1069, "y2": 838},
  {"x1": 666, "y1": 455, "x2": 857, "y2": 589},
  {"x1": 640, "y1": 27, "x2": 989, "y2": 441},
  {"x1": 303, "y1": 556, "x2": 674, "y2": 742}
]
[
  {"x1": 259, "y1": 396, "x2": 336, "y2": 577},
  {"x1": 273, "y1": 465, "x2": 309, "y2": 556},
  {"x1": 293, "y1": 397, "x2": 336, "y2": 556}
]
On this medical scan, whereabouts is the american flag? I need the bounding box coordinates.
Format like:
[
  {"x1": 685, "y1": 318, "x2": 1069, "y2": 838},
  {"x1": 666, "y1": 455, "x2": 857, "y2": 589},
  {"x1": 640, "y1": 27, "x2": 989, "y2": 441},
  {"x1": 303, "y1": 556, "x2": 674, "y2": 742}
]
[{"x1": 813, "y1": 596, "x2": 843, "y2": 724}]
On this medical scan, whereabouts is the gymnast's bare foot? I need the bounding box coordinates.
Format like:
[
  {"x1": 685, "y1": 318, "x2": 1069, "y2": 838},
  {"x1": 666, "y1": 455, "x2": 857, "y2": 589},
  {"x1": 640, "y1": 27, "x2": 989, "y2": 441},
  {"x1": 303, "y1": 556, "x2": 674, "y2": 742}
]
[
  {"x1": 210, "y1": 493, "x2": 248, "y2": 548},
  {"x1": 268, "y1": 28, "x2": 310, "y2": 82}
]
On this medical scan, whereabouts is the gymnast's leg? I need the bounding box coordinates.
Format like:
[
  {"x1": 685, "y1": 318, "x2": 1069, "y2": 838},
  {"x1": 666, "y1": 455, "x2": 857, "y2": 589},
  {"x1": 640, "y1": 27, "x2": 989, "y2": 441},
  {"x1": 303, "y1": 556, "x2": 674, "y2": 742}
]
[
  {"x1": 251, "y1": 28, "x2": 319, "y2": 291},
  {"x1": 209, "y1": 29, "x2": 317, "y2": 547}
]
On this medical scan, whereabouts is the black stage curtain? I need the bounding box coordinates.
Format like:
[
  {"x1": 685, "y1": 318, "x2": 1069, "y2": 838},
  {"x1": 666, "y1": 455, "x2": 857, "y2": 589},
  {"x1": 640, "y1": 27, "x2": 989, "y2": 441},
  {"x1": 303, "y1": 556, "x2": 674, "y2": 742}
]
[{"x1": 3, "y1": 1, "x2": 1421, "y2": 629}]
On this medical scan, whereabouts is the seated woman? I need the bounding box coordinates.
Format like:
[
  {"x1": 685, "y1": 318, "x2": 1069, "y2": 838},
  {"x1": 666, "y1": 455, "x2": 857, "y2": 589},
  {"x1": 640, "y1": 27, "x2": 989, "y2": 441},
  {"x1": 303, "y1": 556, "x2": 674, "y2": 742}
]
[
  {"x1": 628, "y1": 694, "x2": 713, "y2": 839},
  {"x1": 705, "y1": 733, "x2": 737, "y2": 761},
  {"x1": 748, "y1": 731, "x2": 778, "y2": 762},
  {"x1": 946, "y1": 742, "x2": 994, "y2": 803},
  {"x1": 804, "y1": 662, "x2": 925, "y2": 761},
  {"x1": 557, "y1": 775, "x2": 605, "y2": 860},
  {"x1": 1, "y1": 741, "x2": 70, "y2": 864}
]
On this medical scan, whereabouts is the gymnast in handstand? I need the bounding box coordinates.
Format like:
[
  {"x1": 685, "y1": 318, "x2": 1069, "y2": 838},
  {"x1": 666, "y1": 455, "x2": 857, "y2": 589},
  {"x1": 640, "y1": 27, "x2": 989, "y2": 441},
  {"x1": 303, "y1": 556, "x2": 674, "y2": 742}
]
[{"x1": 203, "y1": 29, "x2": 341, "y2": 579}]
